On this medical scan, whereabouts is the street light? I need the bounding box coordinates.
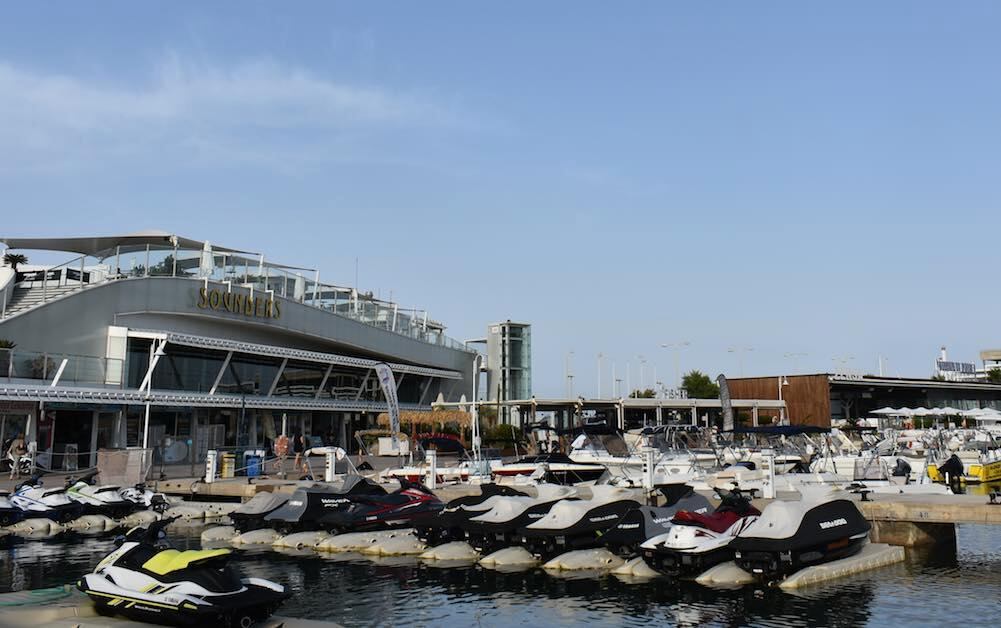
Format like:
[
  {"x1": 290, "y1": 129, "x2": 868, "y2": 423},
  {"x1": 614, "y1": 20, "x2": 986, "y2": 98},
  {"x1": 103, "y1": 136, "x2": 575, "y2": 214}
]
[
  {"x1": 597, "y1": 353, "x2": 604, "y2": 399},
  {"x1": 638, "y1": 355, "x2": 647, "y2": 391},
  {"x1": 662, "y1": 341, "x2": 691, "y2": 388},
  {"x1": 728, "y1": 347, "x2": 754, "y2": 377}
]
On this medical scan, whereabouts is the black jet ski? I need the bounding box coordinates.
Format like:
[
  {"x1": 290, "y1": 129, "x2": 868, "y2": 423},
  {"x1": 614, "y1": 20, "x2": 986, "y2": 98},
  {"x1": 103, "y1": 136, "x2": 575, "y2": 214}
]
[
  {"x1": 518, "y1": 485, "x2": 641, "y2": 560},
  {"x1": 66, "y1": 471, "x2": 138, "y2": 519},
  {"x1": 732, "y1": 487, "x2": 871, "y2": 580},
  {"x1": 600, "y1": 483, "x2": 713, "y2": 558},
  {"x1": 320, "y1": 479, "x2": 445, "y2": 533},
  {"x1": 229, "y1": 490, "x2": 294, "y2": 532},
  {"x1": 263, "y1": 475, "x2": 387, "y2": 533},
  {"x1": 462, "y1": 485, "x2": 581, "y2": 554},
  {"x1": 78, "y1": 516, "x2": 289, "y2": 627},
  {"x1": 413, "y1": 483, "x2": 528, "y2": 546}
]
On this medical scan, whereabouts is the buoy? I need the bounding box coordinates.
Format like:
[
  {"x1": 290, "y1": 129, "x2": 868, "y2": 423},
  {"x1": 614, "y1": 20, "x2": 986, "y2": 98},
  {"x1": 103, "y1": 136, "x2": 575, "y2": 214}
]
[
  {"x1": 317, "y1": 530, "x2": 406, "y2": 553},
  {"x1": 64, "y1": 514, "x2": 119, "y2": 535},
  {"x1": 419, "y1": 541, "x2": 480, "y2": 562},
  {"x1": 120, "y1": 510, "x2": 160, "y2": 528},
  {"x1": 478, "y1": 546, "x2": 538, "y2": 569},
  {"x1": 359, "y1": 535, "x2": 426, "y2": 556},
  {"x1": 694, "y1": 561, "x2": 756, "y2": 587},
  {"x1": 610, "y1": 556, "x2": 661, "y2": 579},
  {"x1": 542, "y1": 548, "x2": 626, "y2": 572},
  {"x1": 8, "y1": 518, "x2": 64, "y2": 538},
  {"x1": 200, "y1": 525, "x2": 237, "y2": 544},
  {"x1": 231, "y1": 528, "x2": 282, "y2": 546},
  {"x1": 273, "y1": 530, "x2": 331, "y2": 550}
]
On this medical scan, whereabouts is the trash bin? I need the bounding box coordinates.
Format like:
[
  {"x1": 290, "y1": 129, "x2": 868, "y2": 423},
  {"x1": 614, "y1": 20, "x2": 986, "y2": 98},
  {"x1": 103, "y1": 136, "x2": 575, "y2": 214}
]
[
  {"x1": 245, "y1": 452, "x2": 262, "y2": 478},
  {"x1": 220, "y1": 453, "x2": 236, "y2": 478}
]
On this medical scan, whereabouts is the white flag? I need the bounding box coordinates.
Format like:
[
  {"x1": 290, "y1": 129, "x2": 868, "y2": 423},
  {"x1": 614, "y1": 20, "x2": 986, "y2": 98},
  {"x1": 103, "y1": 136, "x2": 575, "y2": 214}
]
[{"x1": 374, "y1": 363, "x2": 401, "y2": 448}]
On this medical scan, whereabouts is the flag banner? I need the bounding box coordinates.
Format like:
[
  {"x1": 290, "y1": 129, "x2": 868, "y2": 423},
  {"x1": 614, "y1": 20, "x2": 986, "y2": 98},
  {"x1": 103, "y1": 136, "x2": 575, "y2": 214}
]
[
  {"x1": 718, "y1": 374, "x2": 734, "y2": 432},
  {"x1": 374, "y1": 363, "x2": 401, "y2": 448}
]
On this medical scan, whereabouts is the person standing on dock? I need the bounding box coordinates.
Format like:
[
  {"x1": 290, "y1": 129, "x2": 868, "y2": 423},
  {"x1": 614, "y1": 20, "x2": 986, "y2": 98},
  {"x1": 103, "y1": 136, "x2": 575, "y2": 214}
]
[{"x1": 7, "y1": 432, "x2": 26, "y2": 479}]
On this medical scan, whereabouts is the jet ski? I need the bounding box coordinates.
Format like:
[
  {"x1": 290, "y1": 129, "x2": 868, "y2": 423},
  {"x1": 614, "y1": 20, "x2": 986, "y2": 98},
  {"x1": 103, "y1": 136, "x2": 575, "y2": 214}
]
[
  {"x1": 413, "y1": 483, "x2": 528, "y2": 546},
  {"x1": 119, "y1": 483, "x2": 171, "y2": 513},
  {"x1": 263, "y1": 475, "x2": 388, "y2": 534},
  {"x1": 78, "y1": 516, "x2": 289, "y2": 627},
  {"x1": 0, "y1": 491, "x2": 26, "y2": 527},
  {"x1": 732, "y1": 487, "x2": 870, "y2": 580},
  {"x1": 229, "y1": 490, "x2": 294, "y2": 533},
  {"x1": 640, "y1": 487, "x2": 760, "y2": 577},
  {"x1": 518, "y1": 485, "x2": 641, "y2": 560},
  {"x1": 600, "y1": 483, "x2": 713, "y2": 558},
  {"x1": 320, "y1": 479, "x2": 444, "y2": 533},
  {"x1": 462, "y1": 484, "x2": 581, "y2": 554},
  {"x1": 10, "y1": 475, "x2": 85, "y2": 523},
  {"x1": 66, "y1": 471, "x2": 138, "y2": 519}
]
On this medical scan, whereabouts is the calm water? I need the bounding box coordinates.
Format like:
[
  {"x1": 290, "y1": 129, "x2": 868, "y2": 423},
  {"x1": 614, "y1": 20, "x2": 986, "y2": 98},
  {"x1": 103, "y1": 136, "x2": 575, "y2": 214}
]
[{"x1": 2, "y1": 523, "x2": 1000, "y2": 627}]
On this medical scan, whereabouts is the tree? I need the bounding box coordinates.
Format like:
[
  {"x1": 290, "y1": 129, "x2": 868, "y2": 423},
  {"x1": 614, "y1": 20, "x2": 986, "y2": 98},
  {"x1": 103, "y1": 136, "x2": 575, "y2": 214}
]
[
  {"x1": 629, "y1": 388, "x2": 656, "y2": 399},
  {"x1": 988, "y1": 368, "x2": 1001, "y2": 384},
  {"x1": 2, "y1": 253, "x2": 27, "y2": 272},
  {"x1": 682, "y1": 370, "x2": 720, "y2": 399},
  {"x1": 930, "y1": 373, "x2": 947, "y2": 382}
]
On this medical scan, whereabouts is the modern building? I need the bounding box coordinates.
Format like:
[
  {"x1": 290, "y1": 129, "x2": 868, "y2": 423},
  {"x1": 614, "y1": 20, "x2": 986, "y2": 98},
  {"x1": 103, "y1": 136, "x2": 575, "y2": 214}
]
[
  {"x1": 0, "y1": 231, "x2": 478, "y2": 471},
  {"x1": 727, "y1": 373, "x2": 1001, "y2": 427},
  {"x1": 483, "y1": 321, "x2": 531, "y2": 424}
]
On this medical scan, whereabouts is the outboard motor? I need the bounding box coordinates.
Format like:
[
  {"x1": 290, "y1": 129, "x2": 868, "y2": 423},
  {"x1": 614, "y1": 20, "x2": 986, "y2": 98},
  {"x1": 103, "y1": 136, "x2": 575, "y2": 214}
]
[
  {"x1": 937, "y1": 454, "x2": 964, "y2": 492},
  {"x1": 891, "y1": 458, "x2": 911, "y2": 478}
]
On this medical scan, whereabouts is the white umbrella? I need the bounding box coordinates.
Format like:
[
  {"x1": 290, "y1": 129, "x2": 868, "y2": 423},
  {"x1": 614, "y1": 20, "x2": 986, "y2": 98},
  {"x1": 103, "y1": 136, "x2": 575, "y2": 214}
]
[
  {"x1": 938, "y1": 407, "x2": 962, "y2": 415},
  {"x1": 198, "y1": 241, "x2": 214, "y2": 278},
  {"x1": 912, "y1": 407, "x2": 932, "y2": 416},
  {"x1": 871, "y1": 407, "x2": 899, "y2": 415}
]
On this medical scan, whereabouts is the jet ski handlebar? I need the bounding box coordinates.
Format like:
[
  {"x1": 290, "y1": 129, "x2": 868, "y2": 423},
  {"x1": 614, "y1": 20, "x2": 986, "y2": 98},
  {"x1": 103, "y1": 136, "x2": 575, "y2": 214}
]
[{"x1": 123, "y1": 516, "x2": 181, "y2": 544}]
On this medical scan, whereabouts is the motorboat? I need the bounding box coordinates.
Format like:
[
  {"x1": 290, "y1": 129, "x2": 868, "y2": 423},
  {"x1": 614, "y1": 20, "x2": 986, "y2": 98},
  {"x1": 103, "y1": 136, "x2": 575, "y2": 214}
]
[
  {"x1": 732, "y1": 487, "x2": 871, "y2": 580},
  {"x1": 491, "y1": 453, "x2": 607, "y2": 484},
  {"x1": 319, "y1": 479, "x2": 444, "y2": 533},
  {"x1": 413, "y1": 483, "x2": 528, "y2": 546},
  {"x1": 77, "y1": 516, "x2": 289, "y2": 627},
  {"x1": 600, "y1": 483, "x2": 712, "y2": 558},
  {"x1": 263, "y1": 475, "x2": 387, "y2": 534},
  {"x1": 518, "y1": 485, "x2": 641, "y2": 559},
  {"x1": 462, "y1": 485, "x2": 580, "y2": 554},
  {"x1": 640, "y1": 487, "x2": 760, "y2": 577},
  {"x1": 66, "y1": 471, "x2": 138, "y2": 519}
]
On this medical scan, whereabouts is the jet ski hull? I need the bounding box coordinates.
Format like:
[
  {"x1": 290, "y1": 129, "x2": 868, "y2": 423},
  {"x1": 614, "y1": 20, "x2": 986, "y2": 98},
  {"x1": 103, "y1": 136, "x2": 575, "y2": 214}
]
[
  {"x1": 601, "y1": 492, "x2": 712, "y2": 558},
  {"x1": 414, "y1": 485, "x2": 528, "y2": 546},
  {"x1": 641, "y1": 544, "x2": 734, "y2": 578},
  {"x1": 463, "y1": 501, "x2": 563, "y2": 554},
  {"x1": 78, "y1": 574, "x2": 289, "y2": 627}
]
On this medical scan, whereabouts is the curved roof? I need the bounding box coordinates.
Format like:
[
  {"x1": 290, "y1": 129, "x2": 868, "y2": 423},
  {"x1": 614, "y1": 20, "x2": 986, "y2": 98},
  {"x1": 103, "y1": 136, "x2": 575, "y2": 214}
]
[{"x1": 0, "y1": 230, "x2": 257, "y2": 258}]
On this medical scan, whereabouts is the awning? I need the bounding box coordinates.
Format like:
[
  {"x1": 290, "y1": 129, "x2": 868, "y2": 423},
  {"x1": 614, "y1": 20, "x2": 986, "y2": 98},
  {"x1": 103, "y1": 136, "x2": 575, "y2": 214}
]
[{"x1": 0, "y1": 230, "x2": 257, "y2": 258}]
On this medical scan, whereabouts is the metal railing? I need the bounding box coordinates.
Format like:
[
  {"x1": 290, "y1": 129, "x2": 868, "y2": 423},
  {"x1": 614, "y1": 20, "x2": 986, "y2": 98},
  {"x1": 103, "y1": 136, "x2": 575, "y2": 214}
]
[
  {"x1": 0, "y1": 348, "x2": 124, "y2": 387},
  {"x1": 5, "y1": 246, "x2": 472, "y2": 351}
]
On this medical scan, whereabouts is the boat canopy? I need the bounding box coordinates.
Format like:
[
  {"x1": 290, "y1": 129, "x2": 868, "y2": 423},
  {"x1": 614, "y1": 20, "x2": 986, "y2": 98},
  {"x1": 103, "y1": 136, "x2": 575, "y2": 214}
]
[{"x1": 0, "y1": 230, "x2": 256, "y2": 258}]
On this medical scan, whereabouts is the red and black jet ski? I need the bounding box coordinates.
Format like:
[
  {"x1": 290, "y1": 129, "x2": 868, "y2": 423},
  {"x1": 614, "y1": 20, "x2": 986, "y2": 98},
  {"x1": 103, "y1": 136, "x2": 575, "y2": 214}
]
[
  {"x1": 263, "y1": 475, "x2": 387, "y2": 534},
  {"x1": 320, "y1": 479, "x2": 445, "y2": 533},
  {"x1": 414, "y1": 483, "x2": 528, "y2": 546},
  {"x1": 600, "y1": 483, "x2": 712, "y2": 558},
  {"x1": 731, "y1": 487, "x2": 871, "y2": 580}
]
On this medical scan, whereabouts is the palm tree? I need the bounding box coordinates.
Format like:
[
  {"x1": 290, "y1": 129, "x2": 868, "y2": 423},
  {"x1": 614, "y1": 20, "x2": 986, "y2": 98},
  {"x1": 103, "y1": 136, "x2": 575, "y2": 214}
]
[{"x1": 3, "y1": 253, "x2": 27, "y2": 272}]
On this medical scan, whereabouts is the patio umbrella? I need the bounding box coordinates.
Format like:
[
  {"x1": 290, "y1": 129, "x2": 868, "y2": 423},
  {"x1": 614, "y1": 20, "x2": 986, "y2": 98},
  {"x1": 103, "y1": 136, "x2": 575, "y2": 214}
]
[{"x1": 871, "y1": 407, "x2": 900, "y2": 415}]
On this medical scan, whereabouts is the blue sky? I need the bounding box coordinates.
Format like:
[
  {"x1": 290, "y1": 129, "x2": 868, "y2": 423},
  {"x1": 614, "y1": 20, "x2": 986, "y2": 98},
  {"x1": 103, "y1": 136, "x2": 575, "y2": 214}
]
[{"x1": 2, "y1": 2, "x2": 1000, "y2": 395}]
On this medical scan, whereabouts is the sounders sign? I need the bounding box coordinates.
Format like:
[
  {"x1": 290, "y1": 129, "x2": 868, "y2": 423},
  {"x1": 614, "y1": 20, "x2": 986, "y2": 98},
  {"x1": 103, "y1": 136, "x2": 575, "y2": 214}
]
[{"x1": 196, "y1": 287, "x2": 281, "y2": 319}]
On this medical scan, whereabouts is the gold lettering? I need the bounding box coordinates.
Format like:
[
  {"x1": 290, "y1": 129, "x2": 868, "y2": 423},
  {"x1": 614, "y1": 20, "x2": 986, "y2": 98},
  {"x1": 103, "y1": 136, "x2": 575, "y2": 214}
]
[
  {"x1": 195, "y1": 288, "x2": 281, "y2": 320},
  {"x1": 244, "y1": 294, "x2": 254, "y2": 316},
  {"x1": 197, "y1": 287, "x2": 208, "y2": 308},
  {"x1": 234, "y1": 293, "x2": 244, "y2": 313},
  {"x1": 264, "y1": 299, "x2": 274, "y2": 318},
  {"x1": 254, "y1": 297, "x2": 263, "y2": 317},
  {"x1": 272, "y1": 300, "x2": 281, "y2": 318},
  {"x1": 223, "y1": 292, "x2": 235, "y2": 312},
  {"x1": 209, "y1": 290, "x2": 221, "y2": 309}
]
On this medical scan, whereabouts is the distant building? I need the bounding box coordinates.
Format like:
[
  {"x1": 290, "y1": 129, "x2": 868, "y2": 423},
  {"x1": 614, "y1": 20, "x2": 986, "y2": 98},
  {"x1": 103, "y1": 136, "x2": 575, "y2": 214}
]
[{"x1": 484, "y1": 321, "x2": 531, "y2": 424}]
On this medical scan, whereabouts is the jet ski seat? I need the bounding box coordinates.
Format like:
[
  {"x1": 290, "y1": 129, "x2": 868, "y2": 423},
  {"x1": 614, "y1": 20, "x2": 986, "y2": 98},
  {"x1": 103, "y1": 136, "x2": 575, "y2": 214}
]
[
  {"x1": 142, "y1": 549, "x2": 232, "y2": 575},
  {"x1": 672, "y1": 510, "x2": 740, "y2": 534}
]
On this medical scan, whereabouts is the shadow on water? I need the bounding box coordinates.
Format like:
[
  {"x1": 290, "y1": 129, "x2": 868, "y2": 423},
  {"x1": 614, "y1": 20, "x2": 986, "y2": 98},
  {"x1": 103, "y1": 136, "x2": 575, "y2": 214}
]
[{"x1": 2, "y1": 523, "x2": 1000, "y2": 627}]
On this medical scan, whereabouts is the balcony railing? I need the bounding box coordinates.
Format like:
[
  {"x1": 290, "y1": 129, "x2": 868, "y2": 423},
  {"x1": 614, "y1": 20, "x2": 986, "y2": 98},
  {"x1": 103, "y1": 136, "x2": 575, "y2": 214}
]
[
  {"x1": 0, "y1": 348, "x2": 125, "y2": 387},
  {"x1": 2, "y1": 246, "x2": 472, "y2": 352}
]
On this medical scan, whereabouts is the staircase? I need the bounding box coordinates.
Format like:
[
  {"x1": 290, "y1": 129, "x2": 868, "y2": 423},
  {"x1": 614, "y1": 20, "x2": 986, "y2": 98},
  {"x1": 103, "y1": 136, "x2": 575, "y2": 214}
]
[{"x1": 2, "y1": 284, "x2": 83, "y2": 318}]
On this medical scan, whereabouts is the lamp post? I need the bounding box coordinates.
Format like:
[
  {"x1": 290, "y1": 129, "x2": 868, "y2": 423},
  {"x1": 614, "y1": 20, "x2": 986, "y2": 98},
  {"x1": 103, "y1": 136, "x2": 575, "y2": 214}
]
[
  {"x1": 564, "y1": 351, "x2": 575, "y2": 399},
  {"x1": 728, "y1": 346, "x2": 754, "y2": 377},
  {"x1": 638, "y1": 355, "x2": 647, "y2": 392},
  {"x1": 661, "y1": 341, "x2": 691, "y2": 389},
  {"x1": 597, "y1": 353, "x2": 604, "y2": 399},
  {"x1": 778, "y1": 375, "x2": 789, "y2": 425}
]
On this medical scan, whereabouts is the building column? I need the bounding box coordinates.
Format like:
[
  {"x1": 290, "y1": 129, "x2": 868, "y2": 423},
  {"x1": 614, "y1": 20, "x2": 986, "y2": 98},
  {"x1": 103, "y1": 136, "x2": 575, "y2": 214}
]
[{"x1": 89, "y1": 410, "x2": 99, "y2": 468}]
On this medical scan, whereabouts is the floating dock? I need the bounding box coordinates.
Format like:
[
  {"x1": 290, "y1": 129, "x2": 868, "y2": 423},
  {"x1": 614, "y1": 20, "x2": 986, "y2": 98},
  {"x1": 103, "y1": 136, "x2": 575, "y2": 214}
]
[{"x1": 0, "y1": 586, "x2": 341, "y2": 628}]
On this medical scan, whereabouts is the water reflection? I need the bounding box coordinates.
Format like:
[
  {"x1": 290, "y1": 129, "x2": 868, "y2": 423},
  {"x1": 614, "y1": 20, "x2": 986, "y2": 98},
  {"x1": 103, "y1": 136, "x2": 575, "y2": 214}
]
[{"x1": 0, "y1": 525, "x2": 999, "y2": 628}]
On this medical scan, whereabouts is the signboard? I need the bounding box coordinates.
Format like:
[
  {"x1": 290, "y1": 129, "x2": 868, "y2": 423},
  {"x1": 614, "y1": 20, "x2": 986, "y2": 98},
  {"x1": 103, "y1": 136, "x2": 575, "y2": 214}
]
[
  {"x1": 196, "y1": 287, "x2": 281, "y2": 319},
  {"x1": 936, "y1": 360, "x2": 976, "y2": 375}
]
